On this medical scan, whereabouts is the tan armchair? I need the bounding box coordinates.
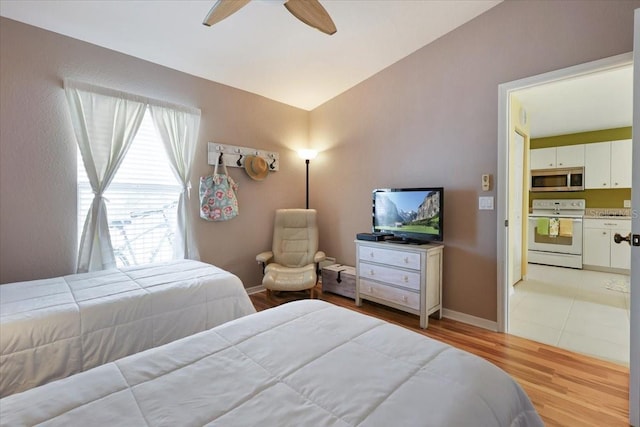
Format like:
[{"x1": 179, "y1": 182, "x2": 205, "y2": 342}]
[{"x1": 256, "y1": 209, "x2": 326, "y2": 299}]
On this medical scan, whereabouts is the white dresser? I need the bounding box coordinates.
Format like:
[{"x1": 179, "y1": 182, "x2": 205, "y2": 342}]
[{"x1": 355, "y1": 240, "x2": 443, "y2": 329}]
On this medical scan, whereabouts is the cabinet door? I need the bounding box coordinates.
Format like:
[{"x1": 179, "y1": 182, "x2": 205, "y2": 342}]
[
  {"x1": 556, "y1": 145, "x2": 585, "y2": 167},
  {"x1": 610, "y1": 222, "x2": 632, "y2": 270},
  {"x1": 584, "y1": 141, "x2": 611, "y2": 189},
  {"x1": 610, "y1": 139, "x2": 632, "y2": 188},
  {"x1": 583, "y1": 227, "x2": 610, "y2": 267},
  {"x1": 530, "y1": 147, "x2": 556, "y2": 169}
]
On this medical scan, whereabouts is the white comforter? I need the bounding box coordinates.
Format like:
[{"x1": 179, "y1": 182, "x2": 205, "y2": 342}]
[
  {"x1": 0, "y1": 259, "x2": 255, "y2": 397},
  {"x1": 0, "y1": 300, "x2": 543, "y2": 426}
]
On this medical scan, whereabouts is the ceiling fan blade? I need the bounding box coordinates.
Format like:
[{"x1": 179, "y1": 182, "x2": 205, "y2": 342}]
[
  {"x1": 203, "y1": 0, "x2": 251, "y2": 27},
  {"x1": 284, "y1": 0, "x2": 337, "y2": 35}
]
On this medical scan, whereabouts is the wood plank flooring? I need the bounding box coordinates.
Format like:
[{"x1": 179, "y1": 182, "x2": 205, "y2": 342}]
[{"x1": 249, "y1": 287, "x2": 630, "y2": 427}]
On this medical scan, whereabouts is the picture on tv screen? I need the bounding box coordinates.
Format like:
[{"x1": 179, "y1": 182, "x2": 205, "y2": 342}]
[{"x1": 373, "y1": 188, "x2": 442, "y2": 242}]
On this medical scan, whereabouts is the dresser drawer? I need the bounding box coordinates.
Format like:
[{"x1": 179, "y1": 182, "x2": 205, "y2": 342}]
[
  {"x1": 358, "y1": 246, "x2": 421, "y2": 270},
  {"x1": 358, "y1": 261, "x2": 420, "y2": 291},
  {"x1": 359, "y1": 279, "x2": 419, "y2": 310}
]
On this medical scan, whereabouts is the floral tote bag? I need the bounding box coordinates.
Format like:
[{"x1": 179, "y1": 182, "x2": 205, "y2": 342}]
[{"x1": 199, "y1": 160, "x2": 239, "y2": 221}]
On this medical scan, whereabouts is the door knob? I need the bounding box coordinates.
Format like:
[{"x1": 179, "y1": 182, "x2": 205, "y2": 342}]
[{"x1": 614, "y1": 233, "x2": 631, "y2": 245}]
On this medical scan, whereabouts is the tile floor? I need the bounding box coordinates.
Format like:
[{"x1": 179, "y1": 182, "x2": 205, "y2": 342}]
[{"x1": 509, "y1": 263, "x2": 630, "y2": 366}]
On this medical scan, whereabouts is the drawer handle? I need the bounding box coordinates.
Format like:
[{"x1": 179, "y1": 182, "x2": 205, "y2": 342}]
[
  {"x1": 402, "y1": 295, "x2": 408, "y2": 302},
  {"x1": 369, "y1": 252, "x2": 375, "y2": 258},
  {"x1": 368, "y1": 286, "x2": 373, "y2": 293},
  {"x1": 402, "y1": 275, "x2": 409, "y2": 283},
  {"x1": 403, "y1": 257, "x2": 409, "y2": 264}
]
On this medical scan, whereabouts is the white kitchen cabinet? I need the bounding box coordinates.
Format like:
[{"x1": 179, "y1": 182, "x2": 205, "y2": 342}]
[
  {"x1": 585, "y1": 140, "x2": 632, "y2": 189},
  {"x1": 584, "y1": 142, "x2": 611, "y2": 189},
  {"x1": 530, "y1": 147, "x2": 557, "y2": 169},
  {"x1": 610, "y1": 222, "x2": 632, "y2": 270},
  {"x1": 610, "y1": 139, "x2": 632, "y2": 189},
  {"x1": 583, "y1": 218, "x2": 631, "y2": 271},
  {"x1": 530, "y1": 145, "x2": 584, "y2": 170},
  {"x1": 583, "y1": 227, "x2": 611, "y2": 268},
  {"x1": 556, "y1": 145, "x2": 585, "y2": 167}
]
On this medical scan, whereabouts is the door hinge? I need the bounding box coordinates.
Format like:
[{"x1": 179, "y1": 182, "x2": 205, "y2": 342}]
[{"x1": 505, "y1": 219, "x2": 509, "y2": 227}]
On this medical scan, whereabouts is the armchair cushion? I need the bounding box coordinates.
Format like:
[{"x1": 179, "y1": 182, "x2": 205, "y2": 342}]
[{"x1": 263, "y1": 264, "x2": 316, "y2": 291}]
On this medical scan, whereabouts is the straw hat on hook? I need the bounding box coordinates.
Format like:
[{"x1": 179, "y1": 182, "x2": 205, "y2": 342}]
[{"x1": 244, "y1": 155, "x2": 269, "y2": 181}]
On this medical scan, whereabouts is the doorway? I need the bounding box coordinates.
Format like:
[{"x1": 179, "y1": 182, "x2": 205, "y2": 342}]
[
  {"x1": 512, "y1": 65, "x2": 632, "y2": 365},
  {"x1": 497, "y1": 51, "x2": 637, "y2": 423},
  {"x1": 498, "y1": 52, "x2": 633, "y2": 327}
]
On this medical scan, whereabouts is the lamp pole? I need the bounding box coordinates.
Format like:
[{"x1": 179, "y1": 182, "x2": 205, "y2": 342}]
[
  {"x1": 298, "y1": 149, "x2": 317, "y2": 210},
  {"x1": 305, "y1": 158, "x2": 310, "y2": 209}
]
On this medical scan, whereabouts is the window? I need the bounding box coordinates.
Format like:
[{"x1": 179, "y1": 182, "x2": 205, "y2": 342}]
[{"x1": 77, "y1": 109, "x2": 181, "y2": 267}]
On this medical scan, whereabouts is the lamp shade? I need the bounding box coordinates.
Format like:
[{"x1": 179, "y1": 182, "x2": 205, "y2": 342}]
[{"x1": 298, "y1": 149, "x2": 317, "y2": 160}]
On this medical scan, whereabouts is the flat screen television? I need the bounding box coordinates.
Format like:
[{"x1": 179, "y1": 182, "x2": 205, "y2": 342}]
[{"x1": 372, "y1": 187, "x2": 443, "y2": 243}]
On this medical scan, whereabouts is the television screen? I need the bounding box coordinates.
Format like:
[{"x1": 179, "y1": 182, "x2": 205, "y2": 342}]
[{"x1": 372, "y1": 187, "x2": 443, "y2": 243}]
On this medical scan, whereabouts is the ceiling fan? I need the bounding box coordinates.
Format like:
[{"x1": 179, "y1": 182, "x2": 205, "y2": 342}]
[{"x1": 203, "y1": 0, "x2": 337, "y2": 35}]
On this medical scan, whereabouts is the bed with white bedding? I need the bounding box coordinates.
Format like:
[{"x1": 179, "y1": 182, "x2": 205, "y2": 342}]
[
  {"x1": 0, "y1": 299, "x2": 543, "y2": 426},
  {"x1": 0, "y1": 259, "x2": 256, "y2": 398}
]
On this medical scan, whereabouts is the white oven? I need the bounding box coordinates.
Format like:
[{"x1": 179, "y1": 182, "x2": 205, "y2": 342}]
[{"x1": 527, "y1": 199, "x2": 585, "y2": 269}]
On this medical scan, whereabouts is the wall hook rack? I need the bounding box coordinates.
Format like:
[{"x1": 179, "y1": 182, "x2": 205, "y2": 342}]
[{"x1": 207, "y1": 142, "x2": 279, "y2": 172}]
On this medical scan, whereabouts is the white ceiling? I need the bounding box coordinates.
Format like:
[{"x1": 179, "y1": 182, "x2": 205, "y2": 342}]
[
  {"x1": 0, "y1": 0, "x2": 501, "y2": 111},
  {"x1": 514, "y1": 65, "x2": 633, "y2": 138},
  {"x1": 1, "y1": 0, "x2": 632, "y2": 136}
]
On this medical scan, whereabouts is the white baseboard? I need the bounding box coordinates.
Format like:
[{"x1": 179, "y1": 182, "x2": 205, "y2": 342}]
[
  {"x1": 245, "y1": 285, "x2": 265, "y2": 295},
  {"x1": 442, "y1": 308, "x2": 498, "y2": 332}
]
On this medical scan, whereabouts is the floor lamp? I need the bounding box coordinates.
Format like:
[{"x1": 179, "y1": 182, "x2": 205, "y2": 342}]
[{"x1": 298, "y1": 149, "x2": 317, "y2": 209}]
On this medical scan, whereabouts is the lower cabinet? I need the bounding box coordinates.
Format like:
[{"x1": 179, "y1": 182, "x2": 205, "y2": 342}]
[
  {"x1": 583, "y1": 218, "x2": 631, "y2": 271},
  {"x1": 355, "y1": 240, "x2": 443, "y2": 329}
]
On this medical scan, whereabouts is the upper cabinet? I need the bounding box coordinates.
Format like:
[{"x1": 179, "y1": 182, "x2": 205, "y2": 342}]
[
  {"x1": 530, "y1": 145, "x2": 584, "y2": 169},
  {"x1": 530, "y1": 147, "x2": 556, "y2": 169},
  {"x1": 584, "y1": 139, "x2": 632, "y2": 189},
  {"x1": 556, "y1": 145, "x2": 585, "y2": 168},
  {"x1": 610, "y1": 139, "x2": 632, "y2": 188}
]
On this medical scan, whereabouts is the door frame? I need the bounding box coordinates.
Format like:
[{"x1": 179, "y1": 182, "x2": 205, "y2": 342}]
[
  {"x1": 497, "y1": 51, "x2": 636, "y2": 424},
  {"x1": 508, "y1": 129, "x2": 528, "y2": 289},
  {"x1": 630, "y1": 9, "x2": 639, "y2": 426},
  {"x1": 497, "y1": 51, "x2": 632, "y2": 333}
]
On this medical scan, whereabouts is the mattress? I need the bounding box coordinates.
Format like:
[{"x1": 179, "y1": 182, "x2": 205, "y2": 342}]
[
  {"x1": 0, "y1": 300, "x2": 543, "y2": 426},
  {"x1": 0, "y1": 259, "x2": 255, "y2": 397}
]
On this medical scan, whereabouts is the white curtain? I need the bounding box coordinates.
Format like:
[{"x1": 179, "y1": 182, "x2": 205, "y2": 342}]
[
  {"x1": 150, "y1": 105, "x2": 201, "y2": 260},
  {"x1": 65, "y1": 81, "x2": 147, "y2": 272}
]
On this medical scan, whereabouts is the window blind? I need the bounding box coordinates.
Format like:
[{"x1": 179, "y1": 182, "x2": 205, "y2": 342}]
[{"x1": 78, "y1": 109, "x2": 181, "y2": 267}]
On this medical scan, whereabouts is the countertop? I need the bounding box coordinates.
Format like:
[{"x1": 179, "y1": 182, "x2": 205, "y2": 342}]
[{"x1": 583, "y1": 208, "x2": 632, "y2": 219}]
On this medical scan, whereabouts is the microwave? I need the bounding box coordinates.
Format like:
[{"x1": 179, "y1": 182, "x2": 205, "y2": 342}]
[{"x1": 530, "y1": 167, "x2": 584, "y2": 192}]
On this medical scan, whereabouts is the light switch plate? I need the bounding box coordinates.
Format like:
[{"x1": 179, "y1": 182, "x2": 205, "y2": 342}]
[
  {"x1": 624, "y1": 200, "x2": 631, "y2": 208},
  {"x1": 479, "y1": 196, "x2": 494, "y2": 210}
]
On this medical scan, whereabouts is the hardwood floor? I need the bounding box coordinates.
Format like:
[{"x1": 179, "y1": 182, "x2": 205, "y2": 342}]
[{"x1": 249, "y1": 287, "x2": 630, "y2": 427}]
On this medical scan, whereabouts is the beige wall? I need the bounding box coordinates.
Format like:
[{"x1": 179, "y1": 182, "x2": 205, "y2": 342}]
[
  {"x1": 1, "y1": 0, "x2": 638, "y2": 323},
  {"x1": 309, "y1": 0, "x2": 639, "y2": 321},
  {"x1": 0, "y1": 17, "x2": 309, "y2": 286}
]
